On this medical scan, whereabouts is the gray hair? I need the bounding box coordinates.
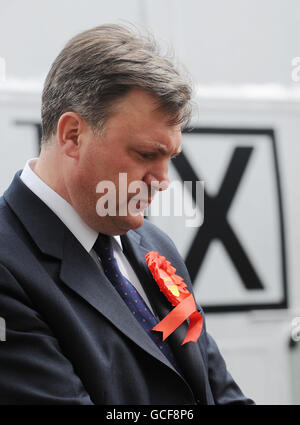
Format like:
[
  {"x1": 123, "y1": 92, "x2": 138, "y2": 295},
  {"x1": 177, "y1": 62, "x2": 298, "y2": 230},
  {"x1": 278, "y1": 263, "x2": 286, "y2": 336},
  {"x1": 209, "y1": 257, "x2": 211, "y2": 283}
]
[{"x1": 41, "y1": 23, "x2": 193, "y2": 143}]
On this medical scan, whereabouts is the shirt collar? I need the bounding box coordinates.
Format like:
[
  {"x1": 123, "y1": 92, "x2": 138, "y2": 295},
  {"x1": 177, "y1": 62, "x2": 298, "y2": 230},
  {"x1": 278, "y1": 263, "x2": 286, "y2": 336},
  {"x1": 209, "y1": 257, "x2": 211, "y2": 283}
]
[{"x1": 20, "y1": 158, "x2": 122, "y2": 253}]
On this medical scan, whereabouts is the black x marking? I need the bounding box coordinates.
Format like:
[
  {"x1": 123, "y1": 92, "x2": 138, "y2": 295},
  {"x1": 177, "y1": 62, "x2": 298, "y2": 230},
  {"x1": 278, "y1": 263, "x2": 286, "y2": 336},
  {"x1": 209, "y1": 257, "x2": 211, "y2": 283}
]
[{"x1": 172, "y1": 146, "x2": 264, "y2": 290}]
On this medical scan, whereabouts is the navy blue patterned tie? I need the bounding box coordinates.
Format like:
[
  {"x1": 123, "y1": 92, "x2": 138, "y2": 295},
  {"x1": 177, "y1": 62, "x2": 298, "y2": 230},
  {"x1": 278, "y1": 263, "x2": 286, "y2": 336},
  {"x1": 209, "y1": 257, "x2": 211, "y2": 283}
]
[{"x1": 93, "y1": 234, "x2": 179, "y2": 370}]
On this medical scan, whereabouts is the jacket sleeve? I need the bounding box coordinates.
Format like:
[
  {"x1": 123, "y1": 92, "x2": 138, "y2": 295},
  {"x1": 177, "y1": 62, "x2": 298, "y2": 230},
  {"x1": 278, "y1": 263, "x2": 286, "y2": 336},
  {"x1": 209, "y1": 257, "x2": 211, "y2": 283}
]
[
  {"x1": 137, "y1": 221, "x2": 255, "y2": 405},
  {"x1": 0, "y1": 264, "x2": 93, "y2": 405},
  {"x1": 204, "y1": 330, "x2": 255, "y2": 404}
]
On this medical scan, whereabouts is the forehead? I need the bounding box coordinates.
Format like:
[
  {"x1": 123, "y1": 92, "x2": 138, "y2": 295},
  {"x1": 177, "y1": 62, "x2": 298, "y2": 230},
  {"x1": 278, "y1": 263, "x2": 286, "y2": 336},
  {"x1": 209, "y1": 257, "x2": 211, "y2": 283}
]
[
  {"x1": 105, "y1": 89, "x2": 182, "y2": 146},
  {"x1": 111, "y1": 88, "x2": 169, "y2": 116}
]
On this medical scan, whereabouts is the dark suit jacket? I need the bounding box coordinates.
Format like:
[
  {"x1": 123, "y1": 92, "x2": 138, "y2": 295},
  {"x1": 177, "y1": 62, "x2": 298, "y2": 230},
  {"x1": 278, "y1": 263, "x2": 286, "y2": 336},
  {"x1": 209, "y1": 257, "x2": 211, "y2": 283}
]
[{"x1": 0, "y1": 172, "x2": 253, "y2": 405}]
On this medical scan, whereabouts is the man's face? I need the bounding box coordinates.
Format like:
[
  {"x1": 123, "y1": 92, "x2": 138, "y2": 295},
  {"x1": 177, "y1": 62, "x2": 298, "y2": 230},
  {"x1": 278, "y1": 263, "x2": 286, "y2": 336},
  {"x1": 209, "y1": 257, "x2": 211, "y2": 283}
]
[{"x1": 66, "y1": 89, "x2": 182, "y2": 235}]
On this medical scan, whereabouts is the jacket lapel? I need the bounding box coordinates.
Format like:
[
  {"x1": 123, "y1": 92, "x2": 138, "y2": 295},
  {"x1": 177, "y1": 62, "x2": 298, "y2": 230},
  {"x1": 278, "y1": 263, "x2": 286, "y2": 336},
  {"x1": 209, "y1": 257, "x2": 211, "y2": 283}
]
[
  {"x1": 122, "y1": 229, "x2": 208, "y2": 404},
  {"x1": 59, "y1": 231, "x2": 177, "y2": 370}
]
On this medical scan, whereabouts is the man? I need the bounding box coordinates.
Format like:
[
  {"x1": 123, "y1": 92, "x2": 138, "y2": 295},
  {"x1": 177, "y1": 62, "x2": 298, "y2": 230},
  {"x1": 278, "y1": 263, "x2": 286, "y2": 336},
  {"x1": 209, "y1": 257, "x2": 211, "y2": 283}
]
[{"x1": 0, "y1": 24, "x2": 253, "y2": 404}]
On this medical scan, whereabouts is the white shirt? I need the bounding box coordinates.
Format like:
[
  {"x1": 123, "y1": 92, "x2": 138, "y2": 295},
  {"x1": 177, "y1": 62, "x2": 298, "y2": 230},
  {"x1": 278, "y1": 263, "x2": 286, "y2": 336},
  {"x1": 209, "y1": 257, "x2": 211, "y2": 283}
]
[{"x1": 20, "y1": 158, "x2": 154, "y2": 314}]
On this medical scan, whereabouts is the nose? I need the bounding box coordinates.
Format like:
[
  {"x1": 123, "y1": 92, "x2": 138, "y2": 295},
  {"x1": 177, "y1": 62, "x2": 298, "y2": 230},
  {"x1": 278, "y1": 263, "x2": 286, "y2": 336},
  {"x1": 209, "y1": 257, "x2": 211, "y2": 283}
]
[{"x1": 144, "y1": 160, "x2": 170, "y2": 194}]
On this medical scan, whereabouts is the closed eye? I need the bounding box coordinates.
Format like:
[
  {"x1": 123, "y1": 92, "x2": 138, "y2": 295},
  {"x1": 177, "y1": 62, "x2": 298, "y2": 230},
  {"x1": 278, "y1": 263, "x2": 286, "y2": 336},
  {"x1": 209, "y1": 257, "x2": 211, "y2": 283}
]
[
  {"x1": 139, "y1": 149, "x2": 182, "y2": 161},
  {"x1": 139, "y1": 152, "x2": 158, "y2": 160}
]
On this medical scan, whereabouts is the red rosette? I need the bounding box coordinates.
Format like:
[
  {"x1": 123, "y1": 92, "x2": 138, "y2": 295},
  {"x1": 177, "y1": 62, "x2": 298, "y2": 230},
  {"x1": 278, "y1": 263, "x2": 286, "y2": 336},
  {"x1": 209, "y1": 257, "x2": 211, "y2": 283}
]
[
  {"x1": 146, "y1": 251, "x2": 187, "y2": 305},
  {"x1": 145, "y1": 251, "x2": 203, "y2": 345}
]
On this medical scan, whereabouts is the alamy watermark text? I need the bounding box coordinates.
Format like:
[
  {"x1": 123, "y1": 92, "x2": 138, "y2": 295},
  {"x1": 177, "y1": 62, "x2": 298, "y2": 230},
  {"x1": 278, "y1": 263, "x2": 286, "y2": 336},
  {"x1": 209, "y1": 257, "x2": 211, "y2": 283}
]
[{"x1": 95, "y1": 174, "x2": 204, "y2": 228}]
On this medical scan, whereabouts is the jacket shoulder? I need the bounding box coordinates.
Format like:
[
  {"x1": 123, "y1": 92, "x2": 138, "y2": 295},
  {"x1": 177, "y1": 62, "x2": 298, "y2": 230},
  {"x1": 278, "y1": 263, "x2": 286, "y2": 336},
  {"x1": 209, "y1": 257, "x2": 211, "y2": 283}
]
[
  {"x1": 133, "y1": 218, "x2": 178, "y2": 251},
  {"x1": 0, "y1": 195, "x2": 33, "y2": 264}
]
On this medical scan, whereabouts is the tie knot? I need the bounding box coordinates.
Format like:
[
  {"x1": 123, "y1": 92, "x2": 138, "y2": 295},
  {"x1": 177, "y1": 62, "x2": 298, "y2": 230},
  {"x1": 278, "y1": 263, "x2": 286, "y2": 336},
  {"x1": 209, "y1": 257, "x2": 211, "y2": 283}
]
[{"x1": 93, "y1": 234, "x2": 114, "y2": 261}]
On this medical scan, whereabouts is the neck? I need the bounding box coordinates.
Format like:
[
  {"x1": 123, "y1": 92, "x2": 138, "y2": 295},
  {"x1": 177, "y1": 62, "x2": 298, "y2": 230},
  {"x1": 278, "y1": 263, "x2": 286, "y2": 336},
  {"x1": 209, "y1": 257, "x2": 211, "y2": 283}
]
[{"x1": 34, "y1": 143, "x2": 71, "y2": 203}]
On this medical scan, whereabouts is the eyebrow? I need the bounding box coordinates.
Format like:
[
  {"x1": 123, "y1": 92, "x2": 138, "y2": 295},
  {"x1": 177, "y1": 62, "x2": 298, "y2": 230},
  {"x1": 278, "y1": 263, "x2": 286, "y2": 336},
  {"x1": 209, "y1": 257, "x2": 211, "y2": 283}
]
[{"x1": 153, "y1": 143, "x2": 182, "y2": 157}]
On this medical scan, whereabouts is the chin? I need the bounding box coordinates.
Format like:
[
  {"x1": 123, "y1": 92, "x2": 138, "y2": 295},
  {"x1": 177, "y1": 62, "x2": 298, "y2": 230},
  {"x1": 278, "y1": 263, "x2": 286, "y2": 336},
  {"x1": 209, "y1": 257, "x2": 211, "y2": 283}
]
[
  {"x1": 116, "y1": 213, "x2": 145, "y2": 233},
  {"x1": 96, "y1": 213, "x2": 146, "y2": 235}
]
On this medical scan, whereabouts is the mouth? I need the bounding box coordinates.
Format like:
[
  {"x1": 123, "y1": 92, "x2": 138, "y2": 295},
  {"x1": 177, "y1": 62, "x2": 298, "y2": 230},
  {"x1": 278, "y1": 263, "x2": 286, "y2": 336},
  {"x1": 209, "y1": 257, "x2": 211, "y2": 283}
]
[
  {"x1": 129, "y1": 193, "x2": 153, "y2": 211},
  {"x1": 133, "y1": 198, "x2": 152, "y2": 210}
]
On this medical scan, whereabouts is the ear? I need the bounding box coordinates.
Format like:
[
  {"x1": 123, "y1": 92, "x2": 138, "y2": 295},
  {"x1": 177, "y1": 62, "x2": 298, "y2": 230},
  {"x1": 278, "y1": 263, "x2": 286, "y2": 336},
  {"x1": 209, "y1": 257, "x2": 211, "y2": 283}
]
[{"x1": 57, "y1": 112, "x2": 84, "y2": 159}]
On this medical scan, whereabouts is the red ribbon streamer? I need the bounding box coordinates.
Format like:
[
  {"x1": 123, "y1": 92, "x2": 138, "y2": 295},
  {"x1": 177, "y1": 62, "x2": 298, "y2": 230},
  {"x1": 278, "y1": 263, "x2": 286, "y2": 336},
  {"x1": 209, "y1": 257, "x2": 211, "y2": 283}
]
[
  {"x1": 145, "y1": 251, "x2": 203, "y2": 345},
  {"x1": 152, "y1": 293, "x2": 203, "y2": 345}
]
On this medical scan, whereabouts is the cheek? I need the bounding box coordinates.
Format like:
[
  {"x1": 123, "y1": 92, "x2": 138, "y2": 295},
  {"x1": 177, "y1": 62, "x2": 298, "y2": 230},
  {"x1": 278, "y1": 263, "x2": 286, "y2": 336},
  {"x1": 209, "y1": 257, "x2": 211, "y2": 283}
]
[
  {"x1": 73, "y1": 156, "x2": 100, "y2": 197},
  {"x1": 80, "y1": 145, "x2": 148, "y2": 193}
]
